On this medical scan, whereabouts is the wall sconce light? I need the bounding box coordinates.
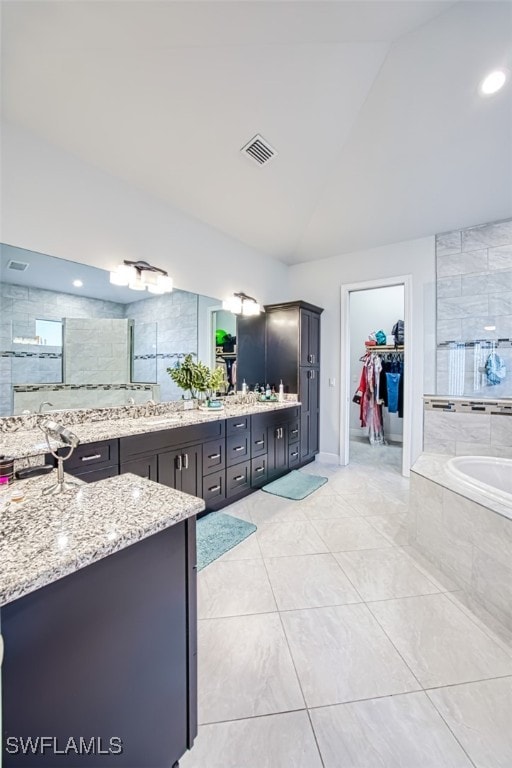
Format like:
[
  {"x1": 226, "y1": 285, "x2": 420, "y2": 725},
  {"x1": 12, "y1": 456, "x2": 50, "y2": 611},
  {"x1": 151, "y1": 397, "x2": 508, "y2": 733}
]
[
  {"x1": 110, "y1": 260, "x2": 173, "y2": 294},
  {"x1": 222, "y1": 292, "x2": 263, "y2": 316}
]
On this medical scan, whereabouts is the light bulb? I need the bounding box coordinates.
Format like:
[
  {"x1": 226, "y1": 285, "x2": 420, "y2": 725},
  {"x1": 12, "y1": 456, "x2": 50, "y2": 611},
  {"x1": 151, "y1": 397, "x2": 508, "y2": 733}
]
[{"x1": 480, "y1": 69, "x2": 507, "y2": 96}]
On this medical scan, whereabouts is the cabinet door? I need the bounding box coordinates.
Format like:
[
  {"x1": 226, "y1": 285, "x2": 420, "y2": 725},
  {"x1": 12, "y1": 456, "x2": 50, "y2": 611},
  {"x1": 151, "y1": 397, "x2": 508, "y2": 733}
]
[
  {"x1": 267, "y1": 423, "x2": 288, "y2": 477},
  {"x1": 300, "y1": 309, "x2": 320, "y2": 366},
  {"x1": 300, "y1": 309, "x2": 312, "y2": 366},
  {"x1": 180, "y1": 445, "x2": 202, "y2": 498},
  {"x1": 121, "y1": 455, "x2": 158, "y2": 481},
  {"x1": 158, "y1": 449, "x2": 183, "y2": 489},
  {"x1": 309, "y1": 311, "x2": 320, "y2": 366},
  {"x1": 299, "y1": 368, "x2": 319, "y2": 461}
]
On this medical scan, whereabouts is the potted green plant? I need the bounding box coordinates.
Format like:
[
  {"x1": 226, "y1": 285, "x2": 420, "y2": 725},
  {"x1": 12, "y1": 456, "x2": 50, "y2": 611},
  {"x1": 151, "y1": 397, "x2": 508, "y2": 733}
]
[{"x1": 167, "y1": 354, "x2": 225, "y2": 406}]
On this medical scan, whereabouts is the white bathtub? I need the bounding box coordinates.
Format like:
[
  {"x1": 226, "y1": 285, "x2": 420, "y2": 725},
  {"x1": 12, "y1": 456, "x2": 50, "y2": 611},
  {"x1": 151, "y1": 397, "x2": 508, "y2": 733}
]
[{"x1": 446, "y1": 455, "x2": 512, "y2": 507}]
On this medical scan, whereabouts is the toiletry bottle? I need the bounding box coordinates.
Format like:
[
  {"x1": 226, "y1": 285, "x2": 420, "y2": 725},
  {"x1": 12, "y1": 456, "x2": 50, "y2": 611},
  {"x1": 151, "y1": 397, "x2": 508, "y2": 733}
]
[
  {"x1": 242, "y1": 379, "x2": 248, "y2": 394},
  {"x1": 278, "y1": 380, "x2": 284, "y2": 402},
  {"x1": 265, "y1": 383, "x2": 271, "y2": 399}
]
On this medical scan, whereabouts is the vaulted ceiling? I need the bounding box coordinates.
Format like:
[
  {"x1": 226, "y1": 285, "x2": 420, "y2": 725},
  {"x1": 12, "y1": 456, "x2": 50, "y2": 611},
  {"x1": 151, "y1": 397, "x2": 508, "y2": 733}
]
[{"x1": 2, "y1": 1, "x2": 511, "y2": 263}]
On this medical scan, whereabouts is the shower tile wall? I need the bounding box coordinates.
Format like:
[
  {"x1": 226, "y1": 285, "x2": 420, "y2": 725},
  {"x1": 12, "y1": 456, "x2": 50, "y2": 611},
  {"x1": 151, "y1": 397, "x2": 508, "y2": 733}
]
[
  {"x1": 125, "y1": 290, "x2": 198, "y2": 402},
  {"x1": 436, "y1": 218, "x2": 512, "y2": 398},
  {"x1": 0, "y1": 283, "x2": 124, "y2": 415}
]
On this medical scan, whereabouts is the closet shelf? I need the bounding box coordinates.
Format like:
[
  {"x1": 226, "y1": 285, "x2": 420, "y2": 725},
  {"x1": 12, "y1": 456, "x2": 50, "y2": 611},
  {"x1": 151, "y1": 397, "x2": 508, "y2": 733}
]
[{"x1": 364, "y1": 344, "x2": 404, "y2": 352}]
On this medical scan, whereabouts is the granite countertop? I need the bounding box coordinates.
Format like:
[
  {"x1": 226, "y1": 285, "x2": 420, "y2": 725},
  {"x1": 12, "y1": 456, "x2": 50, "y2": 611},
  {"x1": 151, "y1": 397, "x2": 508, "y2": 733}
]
[
  {"x1": 1, "y1": 400, "x2": 300, "y2": 460},
  {"x1": 0, "y1": 472, "x2": 205, "y2": 607}
]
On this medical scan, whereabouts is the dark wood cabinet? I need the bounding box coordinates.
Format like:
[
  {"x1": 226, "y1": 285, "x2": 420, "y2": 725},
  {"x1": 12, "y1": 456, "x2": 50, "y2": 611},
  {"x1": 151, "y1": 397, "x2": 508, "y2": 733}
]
[
  {"x1": 300, "y1": 308, "x2": 321, "y2": 367},
  {"x1": 299, "y1": 366, "x2": 320, "y2": 461},
  {"x1": 264, "y1": 301, "x2": 323, "y2": 464},
  {"x1": 2, "y1": 520, "x2": 197, "y2": 767},
  {"x1": 120, "y1": 454, "x2": 158, "y2": 481},
  {"x1": 158, "y1": 444, "x2": 202, "y2": 497}
]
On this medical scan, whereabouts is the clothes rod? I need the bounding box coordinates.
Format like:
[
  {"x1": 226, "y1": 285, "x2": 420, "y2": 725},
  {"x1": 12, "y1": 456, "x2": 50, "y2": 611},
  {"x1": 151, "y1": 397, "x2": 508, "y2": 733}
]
[{"x1": 364, "y1": 345, "x2": 404, "y2": 351}]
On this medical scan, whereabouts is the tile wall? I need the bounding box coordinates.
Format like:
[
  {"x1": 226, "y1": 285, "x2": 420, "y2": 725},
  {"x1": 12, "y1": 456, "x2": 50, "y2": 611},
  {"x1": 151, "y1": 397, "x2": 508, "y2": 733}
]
[
  {"x1": 64, "y1": 318, "x2": 130, "y2": 385},
  {"x1": 436, "y1": 218, "x2": 512, "y2": 398},
  {"x1": 126, "y1": 290, "x2": 198, "y2": 402}
]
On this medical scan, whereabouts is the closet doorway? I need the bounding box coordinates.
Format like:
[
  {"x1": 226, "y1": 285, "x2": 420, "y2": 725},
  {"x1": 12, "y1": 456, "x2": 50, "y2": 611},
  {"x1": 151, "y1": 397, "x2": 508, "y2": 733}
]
[{"x1": 340, "y1": 276, "x2": 412, "y2": 477}]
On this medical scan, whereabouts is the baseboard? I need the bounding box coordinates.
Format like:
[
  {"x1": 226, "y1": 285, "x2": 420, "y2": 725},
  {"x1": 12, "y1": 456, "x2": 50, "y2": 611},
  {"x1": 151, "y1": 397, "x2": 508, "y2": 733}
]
[{"x1": 316, "y1": 452, "x2": 340, "y2": 464}]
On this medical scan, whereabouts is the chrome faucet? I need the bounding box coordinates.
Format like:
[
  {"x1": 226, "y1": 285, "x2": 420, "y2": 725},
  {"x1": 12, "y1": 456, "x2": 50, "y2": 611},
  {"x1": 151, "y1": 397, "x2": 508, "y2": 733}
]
[
  {"x1": 127, "y1": 397, "x2": 135, "y2": 405},
  {"x1": 38, "y1": 401, "x2": 53, "y2": 413},
  {"x1": 145, "y1": 398, "x2": 156, "y2": 416}
]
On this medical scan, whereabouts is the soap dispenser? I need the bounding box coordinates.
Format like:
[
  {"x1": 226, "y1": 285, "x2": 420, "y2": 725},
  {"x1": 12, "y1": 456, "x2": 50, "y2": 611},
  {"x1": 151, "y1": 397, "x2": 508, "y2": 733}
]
[{"x1": 278, "y1": 380, "x2": 284, "y2": 402}]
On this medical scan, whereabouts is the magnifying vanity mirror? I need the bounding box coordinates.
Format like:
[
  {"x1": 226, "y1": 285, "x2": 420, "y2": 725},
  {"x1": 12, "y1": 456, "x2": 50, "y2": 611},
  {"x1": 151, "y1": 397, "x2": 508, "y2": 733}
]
[{"x1": 0, "y1": 243, "x2": 222, "y2": 417}]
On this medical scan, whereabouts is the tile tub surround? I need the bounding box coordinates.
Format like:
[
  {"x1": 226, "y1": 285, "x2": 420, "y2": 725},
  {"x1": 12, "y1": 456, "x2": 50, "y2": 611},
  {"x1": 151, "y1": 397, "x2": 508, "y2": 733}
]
[
  {"x1": 435, "y1": 218, "x2": 512, "y2": 398},
  {"x1": 409, "y1": 458, "x2": 512, "y2": 633},
  {"x1": 0, "y1": 472, "x2": 205, "y2": 606},
  {"x1": 0, "y1": 396, "x2": 299, "y2": 461},
  {"x1": 423, "y1": 395, "x2": 512, "y2": 457},
  {"x1": 184, "y1": 453, "x2": 512, "y2": 768}
]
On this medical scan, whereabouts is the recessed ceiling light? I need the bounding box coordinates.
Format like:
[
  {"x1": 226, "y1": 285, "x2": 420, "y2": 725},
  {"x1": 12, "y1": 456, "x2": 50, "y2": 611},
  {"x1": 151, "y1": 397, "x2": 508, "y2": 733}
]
[
  {"x1": 484, "y1": 324, "x2": 496, "y2": 331},
  {"x1": 73, "y1": 279, "x2": 83, "y2": 287},
  {"x1": 479, "y1": 69, "x2": 507, "y2": 96}
]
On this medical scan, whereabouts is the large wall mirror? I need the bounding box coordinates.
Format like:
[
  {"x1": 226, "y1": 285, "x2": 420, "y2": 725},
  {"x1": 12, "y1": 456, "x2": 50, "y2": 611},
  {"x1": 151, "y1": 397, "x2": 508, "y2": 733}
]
[{"x1": 0, "y1": 244, "x2": 222, "y2": 416}]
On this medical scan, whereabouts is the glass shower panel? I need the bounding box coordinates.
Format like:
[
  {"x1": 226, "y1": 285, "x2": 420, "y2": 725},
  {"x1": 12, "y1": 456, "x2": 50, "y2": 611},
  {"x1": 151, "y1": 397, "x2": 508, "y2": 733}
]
[{"x1": 131, "y1": 321, "x2": 158, "y2": 383}]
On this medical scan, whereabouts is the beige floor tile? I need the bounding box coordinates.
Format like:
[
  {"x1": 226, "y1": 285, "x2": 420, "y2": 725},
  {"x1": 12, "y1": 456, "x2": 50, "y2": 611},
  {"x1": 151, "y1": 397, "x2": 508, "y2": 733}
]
[
  {"x1": 428, "y1": 677, "x2": 512, "y2": 768},
  {"x1": 366, "y1": 511, "x2": 411, "y2": 545},
  {"x1": 369, "y1": 593, "x2": 512, "y2": 688},
  {"x1": 334, "y1": 547, "x2": 440, "y2": 601},
  {"x1": 216, "y1": 530, "x2": 262, "y2": 561},
  {"x1": 265, "y1": 553, "x2": 360, "y2": 610},
  {"x1": 198, "y1": 613, "x2": 304, "y2": 723},
  {"x1": 310, "y1": 692, "x2": 472, "y2": 768},
  {"x1": 198, "y1": 558, "x2": 277, "y2": 618},
  {"x1": 181, "y1": 710, "x2": 323, "y2": 768},
  {"x1": 299, "y1": 492, "x2": 360, "y2": 520},
  {"x1": 281, "y1": 603, "x2": 418, "y2": 707},
  {"x1": 257, "y1": 520, "x2": 328, "y2": 557},
  {"x1": 311, "y1": 517, "x2": 394, "y2": 552}
]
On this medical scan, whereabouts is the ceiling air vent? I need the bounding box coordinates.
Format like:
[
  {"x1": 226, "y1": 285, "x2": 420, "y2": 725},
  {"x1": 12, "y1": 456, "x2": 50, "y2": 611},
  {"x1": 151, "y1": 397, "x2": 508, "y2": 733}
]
[
  {"x1": 241, "y1": 134, "x2": 277, "y2": 166},
  {"x1": 7, "y1": 259, "x2": 29, "y2": 272}
]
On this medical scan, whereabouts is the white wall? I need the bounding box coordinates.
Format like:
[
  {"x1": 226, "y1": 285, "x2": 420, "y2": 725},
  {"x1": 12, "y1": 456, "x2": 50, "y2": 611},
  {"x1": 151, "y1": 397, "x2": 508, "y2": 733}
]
[
  {"x1": 0, "y1": 121, "x2": 289, "y2": 304},
  {"x1": 349, "y1": 285, "x2": 404, "y2": 440},
  {"x1": 287, "y1": 236, "x2": 436, "y2": 464}
]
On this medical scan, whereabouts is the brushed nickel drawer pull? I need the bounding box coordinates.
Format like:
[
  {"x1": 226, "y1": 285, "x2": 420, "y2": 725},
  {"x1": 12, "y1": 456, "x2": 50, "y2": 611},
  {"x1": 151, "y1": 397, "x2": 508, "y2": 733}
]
[
  {"x1": 291, "y1": 429, "x2": 299, "y2": 435},
  {"x1": 255, "y1": 467, "x2": 264, "y2": 473},
  {"x1": 291, "y1": 451, "x2": 299, "y2": 458},
  {"x1": 176, "y1": 454, "x2": 182, "y2": 471},
  {"x1": 233, "y1": 474, "x2": 244, "y2": 481},
  {"x1": 183, "y1": 453, "x2": 189, "y2": 470},
  {"x1": 255, "y1": 440, "x2": 264, "y2": 445},
  {"x1": 208, "y1": 484, "x2": 221, "y2": 492},
  {"x1": 234, "y1": 422, "x2": 245, "y2": 428},
  {"x1": 81, "y1": 454, "x2": 102, "y2": 462},
  {"x1": 234, "y1": 446, "x2": 245, "y2": 452},
  {"x1": 208, "y1": 453, "x2": 221, "y2": 459}
]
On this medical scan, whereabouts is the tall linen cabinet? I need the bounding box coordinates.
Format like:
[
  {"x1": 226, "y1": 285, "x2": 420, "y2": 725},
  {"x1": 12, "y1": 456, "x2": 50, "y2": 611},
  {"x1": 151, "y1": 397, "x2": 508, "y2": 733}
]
[{"x1": 264, "y1": 301, "x2": 323, "y2": 464}]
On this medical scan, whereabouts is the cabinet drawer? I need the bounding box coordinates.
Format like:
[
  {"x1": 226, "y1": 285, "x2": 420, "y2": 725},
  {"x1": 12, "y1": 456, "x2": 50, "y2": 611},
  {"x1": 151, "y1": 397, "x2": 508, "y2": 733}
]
[
  {"x1": 288, "y1": 443, "x2": 300, "y2": 467},
  {"x1": 288, "y1": 420, "x2": 300, "y2": 444},
  {"x1": 226, "y1": 416, "x2": 250, "y2": 436},
  {"x1": 251, "y1": 456, "x2": 268, "y2": 487},
  {"x1": 226, "y1": 434, "x2": 250, "y2": 466},
  {"x1": 202, "y1": 470, "x2": 226, "y2": 504},
  {"x1": 251, "y1": 426, "x2": 267, "y2": 458},
  {"x1": 203, "y1": 439, "x2": 225, "y2": 474},
  {"x1": 64, "y1": 439, "x2": 119, "y2": 470},
  {"x1": 226, "y1": 461, "x2": 250, "y2": 497},
  {"x1": 68, "y1": 464, "x2": 119, "y2": 483}
]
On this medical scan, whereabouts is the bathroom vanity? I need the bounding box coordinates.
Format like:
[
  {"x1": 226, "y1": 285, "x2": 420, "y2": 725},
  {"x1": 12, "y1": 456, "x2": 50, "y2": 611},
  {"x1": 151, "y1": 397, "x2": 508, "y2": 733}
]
[
  {"x1": 0, "y1": 399, "x2": 307, "y2": 767},
  {"x1": 1, "y1": 473, "x2": 204, "y2": 767}
]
